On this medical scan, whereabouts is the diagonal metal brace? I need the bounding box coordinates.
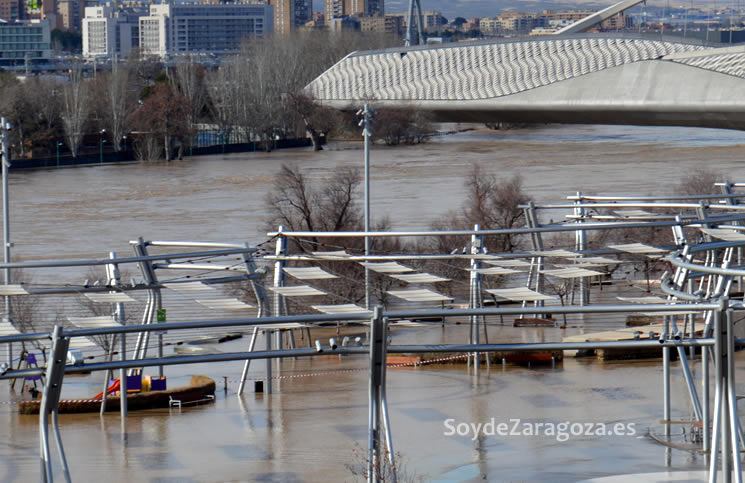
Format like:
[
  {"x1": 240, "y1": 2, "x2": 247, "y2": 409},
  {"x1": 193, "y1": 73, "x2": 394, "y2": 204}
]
[{"x1": 40, "y1": 325, "x2": 70, "y2": 483}]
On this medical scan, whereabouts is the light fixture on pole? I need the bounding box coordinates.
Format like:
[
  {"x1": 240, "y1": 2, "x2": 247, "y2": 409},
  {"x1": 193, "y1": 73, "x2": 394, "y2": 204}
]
[
  {"x1": 99, "y1": 129, "x2": 106, "y2": 164},
  {"x1": 56, "y1": 141, "x2": 63, "y2": 168}
]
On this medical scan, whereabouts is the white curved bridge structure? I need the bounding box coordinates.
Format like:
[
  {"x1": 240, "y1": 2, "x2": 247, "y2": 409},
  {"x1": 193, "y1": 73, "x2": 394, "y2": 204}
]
[{"x1": 306, "y1": 35, "x2": 745, "y2": 130}]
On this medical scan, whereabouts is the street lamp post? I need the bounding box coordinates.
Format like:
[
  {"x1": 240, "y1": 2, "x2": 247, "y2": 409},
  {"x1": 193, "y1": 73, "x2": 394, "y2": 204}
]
[
  {"x1": 358, "y1": 104, "x2": 373, "y2": 310},
  {"x1": 99, "y1": 129, "x2": 106, "y2": 165}
]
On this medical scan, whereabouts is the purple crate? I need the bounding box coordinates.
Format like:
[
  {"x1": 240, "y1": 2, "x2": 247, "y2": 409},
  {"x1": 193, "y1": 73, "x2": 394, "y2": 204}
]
[
  {"x1": 150, "y1": 377, "x2": 167, "y2": 391},
  {"x1": 127, "y1": 375, "x2": 142, "y2": 391}
]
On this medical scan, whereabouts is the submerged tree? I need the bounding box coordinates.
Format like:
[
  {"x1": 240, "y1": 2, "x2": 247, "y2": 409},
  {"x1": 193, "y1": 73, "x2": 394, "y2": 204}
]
[
  {"x1": 61, "y1": 62, "x2": 89, "y2": 157},
  {"x1": 129, "y1": 83, "x2": 191, "y2": 161}
]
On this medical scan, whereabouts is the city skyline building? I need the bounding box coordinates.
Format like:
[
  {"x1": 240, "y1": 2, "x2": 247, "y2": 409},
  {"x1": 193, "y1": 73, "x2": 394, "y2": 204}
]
[
  {"x1": 324, "y1": 0, "x2": 382, "y2": 31},
  {"x1": 138, "y1": 2, "x2": 272, "y2": 58},
  {"x1": 82, "y1": 3, "x2": 144, "y2": 58},
  {"x1": 268, "y1": 0, "x2": 310, "y2": 35}
]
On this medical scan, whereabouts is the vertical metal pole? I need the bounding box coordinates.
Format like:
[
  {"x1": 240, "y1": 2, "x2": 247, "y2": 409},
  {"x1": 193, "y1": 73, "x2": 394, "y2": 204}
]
[
  {"x1": 39, "y1": 325, "x2": 69, "y2": 483},
  {"x1": 271, "y1": 229, "x2": 286, "y2": 390},
  {"x1": 726, "y1": 310, "x2": 742, "y2": 482},
  {"x1": 663, "y1": 315, "x2": 671, "y2": 437},
  {"x1": 574, "y1": 192, "x2": 588, "y2": 305},
  {"x1": 470, "y1": 224, "x2": 481, "y2": 372},
  {"x1": 51, "y1": 409, "x2": 71, "y2": 483},
  {"x1": 379, "y1": 315, "x2": 397, "y2": 483},
  {"x1": 1, "y1": 117, "x2": 10, "y2": 367},
  {"x1": 265, "y1": 329, "x2": 272, "y2": 395},
  {"x1": 710, "y1": 307, "x2": 723, "y2": 483},
  {"x1": 120, "y1": 329, "x2": 127, "y2": 420},
  {"x1": 368, "y1": 306, "x2": 384, "y2": 482},
  {"x1": 689, "y1": 279, "x2": 697, "y2": 361},
  {"x1": 361, "y1": 105, "x2": 372, "y2": 311},
  {"x1": 704, "y1": 344, "x2": 711, "y2": 454},
  {"x1": 237, "y1": 326, "x2": 259, "y2": 395}
]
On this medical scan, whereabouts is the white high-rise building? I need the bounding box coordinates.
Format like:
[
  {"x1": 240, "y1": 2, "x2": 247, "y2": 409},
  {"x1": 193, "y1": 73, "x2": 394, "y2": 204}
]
[
  {"x1": 139, "y1": 3, "x2": 273, "y2": 58},
  {"x1": 82, "y1": 4, "x2": 145, "y2": 58}
]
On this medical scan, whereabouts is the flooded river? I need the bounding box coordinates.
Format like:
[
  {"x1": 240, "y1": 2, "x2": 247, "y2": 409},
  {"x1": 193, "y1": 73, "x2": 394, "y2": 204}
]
[{"x1": 2, "y1": 124, "x2": 745, "y2": 482}]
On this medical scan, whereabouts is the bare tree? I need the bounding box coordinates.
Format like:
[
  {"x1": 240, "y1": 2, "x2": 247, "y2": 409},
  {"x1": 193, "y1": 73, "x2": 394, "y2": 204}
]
[
  {"x1": 461, "y1": 165, "x2": 529, "y2": 252},
  {"x1": 95, "y1": 62, "x2": 136, "y2": 152},
  {"x1": 171, "y1": 59, "x2": 209, "y2": 150},
  {"x1": 61, "y1": 63, "x2": 89, "y2": 157}
]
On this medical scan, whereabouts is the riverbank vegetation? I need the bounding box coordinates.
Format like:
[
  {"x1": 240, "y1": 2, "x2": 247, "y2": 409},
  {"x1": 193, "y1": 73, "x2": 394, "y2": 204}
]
[{"x1": 0, "y1": 30, "x2": 435, "y2": 162}]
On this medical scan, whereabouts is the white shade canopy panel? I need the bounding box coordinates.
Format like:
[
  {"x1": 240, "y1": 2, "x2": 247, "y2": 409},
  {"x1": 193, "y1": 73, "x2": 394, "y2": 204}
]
[
  {"x1": 269, "y1": 285, "x2": 327, "y2": 297},
  {"x1": 312, "y1": 304, "x2": 372, "y2": 315},
  {"x1": 470, "y1": 267, "x2": 523, "y2": 275},
  {"x1": 486, "y1": 287, "x2": 558, "y2": 302},
  {"x1": 67, "y1": 316, "x2": 121, "y2": 328},
  {"x1": 613, "y1": 209, "x2": 656, "y2": 218},
  {"x1": 568, "y1": 256, "x2": 621, "y2": 265},
  {"x1": 617, "y1": 296, "x2": 668, "y2": 303},
  {"x1": 530, "y1": 249, "x2": 579, "y2": 257},
  {"x1": 0, "y1": 284, "x2": 29, "y2": 295},
  {"x1": 162, "y1": 282, "x2": 217, "y2": 292},
  {"x1": 0, "y1": 319, "x2": 19, "y2": 336},
  {"x1": 283, "y1": 267, "x2": 338, "y2": 280},
  {"x1": 85, "y1": 292, "x2": 136, "y2": 303},
  {"x1": 362, "y1": 262, "x2": 414, "y2": 273},
  {"x1": 387, "y1": 289, "x2": 453, "y2": 302},
  {"x1": 390, "y1": 273, "x2": 450, "y2": 283},
  {"x1": 541, "y1": 267, "x2": 604, "y2": 278},
  {"x1": 483, "y1": 259, "x2": 532, "y2": 268},
  {"x1": 608, "y1": 243, "x2": 667, "y2": 255},
  {"x1": 700, "y1": 227, "x2": 745, "y2": 242},
  {"x1": 195, "y1": 298, "x2": 255, "y2": 310},
  {"x1": 312, "y1": 250, "x2": 349, "y2": 258}
]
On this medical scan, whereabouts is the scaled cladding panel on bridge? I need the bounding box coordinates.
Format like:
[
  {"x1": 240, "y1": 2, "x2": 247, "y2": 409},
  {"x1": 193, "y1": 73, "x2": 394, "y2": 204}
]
[
  {"x1": 672, "y1": 52, "x2": 745, "y2": 79},
  {"x1": 308, "y1": 38, "x2": 704, "y2": 102}
]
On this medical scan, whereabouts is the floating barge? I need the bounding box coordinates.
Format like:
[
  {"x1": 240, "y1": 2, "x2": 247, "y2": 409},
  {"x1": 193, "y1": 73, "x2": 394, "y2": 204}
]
[
  {"x1": 18, "y1": 375, "x2": 216, "y2": 415},
  {"x1": 562, "y1": 325, "x2": 703, "y2": 360}
]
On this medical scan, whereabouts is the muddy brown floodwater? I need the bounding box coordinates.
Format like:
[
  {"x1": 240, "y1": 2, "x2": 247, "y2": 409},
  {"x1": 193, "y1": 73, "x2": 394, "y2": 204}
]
[{"x1": 2, "y1": 124, "x2": 745, "y2": 482}]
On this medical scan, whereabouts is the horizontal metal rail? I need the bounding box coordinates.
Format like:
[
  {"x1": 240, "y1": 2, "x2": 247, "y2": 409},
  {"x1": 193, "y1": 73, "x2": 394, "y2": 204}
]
[
  {"x1": 0, "y1": 247, "x2": 257, "y2": 270},
  {"x1": 0, "y1": 338, "x2": 720, "y2": 380},
  {"x1": 669, "y1": 251, "x2": 745, "y2": 277},
  {"x1": 565, "y1": 194, "x2": 745, "y2": 201},
  {"x1": 517, "y1": 203, "x2": 745, "y2": 211},
  {"x1": 267, "y1": 215, "x2": 745, "y2": 238},
  {"x1": 137, "y1": 240, "x2": 252, "y2": 249}
]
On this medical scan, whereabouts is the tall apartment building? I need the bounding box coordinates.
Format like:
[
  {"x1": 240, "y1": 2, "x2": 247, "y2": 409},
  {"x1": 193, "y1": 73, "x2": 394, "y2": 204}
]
[
  {"x1": 138, "y1": 3, "x2": 272, "y2": 58},
  {"x1": 325, "y1": 0, "x2": 382, "y2": 30},
  {"x1": 82, "y1": 4, "x2": 144, "y2": 58},
  {"x1": 0, "y1": 18, "x2": 52, "y2": 65},
  {"x1": 359, "y1": 13, "x2": 401, "y2": 35},
  {"x1": 268, "y1": 0, "x2": 309, "y2": 35},
  {"x1": 0, "y1": 0, "x2": 23, "y2": 21},
  {"x1": 57, "y1": 0, "x2": 85, "y2": 31}
]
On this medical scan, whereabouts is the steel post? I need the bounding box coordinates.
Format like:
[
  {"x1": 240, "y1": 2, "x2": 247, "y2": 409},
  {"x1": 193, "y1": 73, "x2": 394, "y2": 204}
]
[
  {"x1": 368, "y1": 306, "x2": 385, "y2": 482},
  {"x1": 237, "y1": 326, "x2": 259, "y2": 395},
  {"x1": 1, "y1": 117, "x2": 10, "y2": 368},
  {"x1": 663, "y1": 315, "x2": 671, "y2": 436},
  {"x1": 710, "y1": 307, "x2": 723, "y2": 483},
  {"x1": 704, "y1": 345, "x2": 711, "y2": 454},
  {"x1": 726, "y1": 310, "x2": 742, "y2": 482},
  {"x1": 39, "y1": 325, "x2": 70, "y2": 483},
  {"x1": 361, "y1": 105, "x2": 372, "y2": 311},
  {"x1": 265, "y1": 329, "x2": 272, "y2": 395}
]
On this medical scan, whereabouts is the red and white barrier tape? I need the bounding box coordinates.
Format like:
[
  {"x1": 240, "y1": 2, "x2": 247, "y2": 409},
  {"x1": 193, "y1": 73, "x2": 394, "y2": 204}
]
[{"x1": 233, "y1": 353, "x2": 471, "y2": 383}]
